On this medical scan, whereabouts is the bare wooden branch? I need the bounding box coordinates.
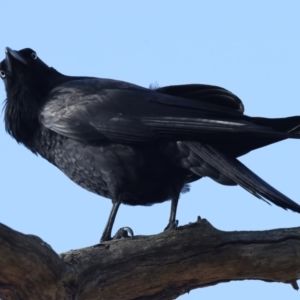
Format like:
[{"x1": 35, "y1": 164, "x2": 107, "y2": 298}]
[{"x1": 0, "y1": 218, "x2": 300, "y2": 300}]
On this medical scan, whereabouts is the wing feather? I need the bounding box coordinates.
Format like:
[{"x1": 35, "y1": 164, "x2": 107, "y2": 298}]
[{"x1": 40, "y1": 78, "x2": 300, "y2": 143}]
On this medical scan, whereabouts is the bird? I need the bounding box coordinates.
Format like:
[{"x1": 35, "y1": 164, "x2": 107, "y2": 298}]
[{"x1": 1, "y1": 47, "x2": 300, "y2": 242}]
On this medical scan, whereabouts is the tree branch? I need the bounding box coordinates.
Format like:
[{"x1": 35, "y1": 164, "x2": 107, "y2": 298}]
[{"x1": 0, "y1": 218, "x2": 299, "y2": 300}]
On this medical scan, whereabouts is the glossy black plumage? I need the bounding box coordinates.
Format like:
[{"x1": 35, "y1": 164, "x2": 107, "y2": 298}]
[{"x1": 2, "y1": 47, "x2": 300, "y2": 242}]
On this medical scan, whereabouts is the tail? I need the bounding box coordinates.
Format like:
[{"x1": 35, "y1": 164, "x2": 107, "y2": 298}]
[
  {"x1": 183, "y1": 141, "x2": 300, "y2": 213},
  {"x1": 248, "y1": 116, "x2": 300, "y2": 135}
]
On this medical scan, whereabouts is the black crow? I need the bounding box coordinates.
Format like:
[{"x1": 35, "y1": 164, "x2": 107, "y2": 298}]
[{"x1": 2, "y1": 47, "x2": 300, "y2": 242}]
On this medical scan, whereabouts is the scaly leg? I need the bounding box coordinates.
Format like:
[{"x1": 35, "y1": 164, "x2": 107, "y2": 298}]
[{"x1": 164, "y1": 194, "x2": 179, "y2": 231}]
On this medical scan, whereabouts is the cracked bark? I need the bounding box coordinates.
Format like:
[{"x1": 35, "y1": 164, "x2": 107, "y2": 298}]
[{"x1": 0, "y1": 218, "x2": 299, "y2": 300}]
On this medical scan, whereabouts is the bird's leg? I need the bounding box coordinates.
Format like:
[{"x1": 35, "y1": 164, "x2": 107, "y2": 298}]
[
  {"x1": 164, "y1": 194, "x2": 179, "y2": 231},
  {"x1": 100, "y1": 200, "x2": 121, "y2": 242}
]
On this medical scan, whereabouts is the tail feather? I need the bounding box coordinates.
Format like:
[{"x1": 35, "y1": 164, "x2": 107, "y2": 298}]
[
  {"x1": 247, "y1": 116, "x2": 300, "y2": 135},
  {"x1": 184, "y1": 141, "x2": 300, "y2": 213}
]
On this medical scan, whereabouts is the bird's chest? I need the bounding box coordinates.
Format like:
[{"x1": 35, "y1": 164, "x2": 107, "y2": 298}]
[{"x1": 34, "y1": 131, "x2": 184, "y2": 204}]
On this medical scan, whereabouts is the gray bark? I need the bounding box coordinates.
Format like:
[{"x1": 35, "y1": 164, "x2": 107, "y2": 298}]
[{"x1": 0, "y1": 218, "x2": 299, "y2": 300}]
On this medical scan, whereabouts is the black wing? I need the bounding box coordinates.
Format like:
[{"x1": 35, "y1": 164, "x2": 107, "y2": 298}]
[
  {"x1": 40, "y1": 78, "x2": 300, "y2": 143},
  {"x1": 155, "y1": 84, "x2": 244, "y2": 113}
]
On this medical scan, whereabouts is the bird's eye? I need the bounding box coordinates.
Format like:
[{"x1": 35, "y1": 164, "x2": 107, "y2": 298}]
[
  {"x1": 0, "y1": 70, "x2": 5, "y2": 79},
  {"x1": 31, "y1": 52, "x2": 38, "y2": 60}
]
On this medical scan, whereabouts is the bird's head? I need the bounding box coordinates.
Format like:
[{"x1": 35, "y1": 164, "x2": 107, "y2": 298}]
[
  {"x1": 0, "y1": 47, "x2": 58, "y2": 98},
  {"x1": 0, "y1": 47, "x2": 63, "y2": 145}
]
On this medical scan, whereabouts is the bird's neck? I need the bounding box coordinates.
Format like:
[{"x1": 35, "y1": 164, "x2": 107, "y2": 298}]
[{"x1": 4, "y1": 84, "x2": 40, "y2": 150}]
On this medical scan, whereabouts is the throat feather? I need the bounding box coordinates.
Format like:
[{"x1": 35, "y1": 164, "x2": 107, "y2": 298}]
[{"x1": 4, "y1": 85, "x2": 40, "y2": 144}]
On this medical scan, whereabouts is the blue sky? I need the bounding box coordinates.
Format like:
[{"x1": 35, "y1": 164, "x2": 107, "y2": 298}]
[{"x1": 1, "y1": 1, "x2": 300, "y2": 299}]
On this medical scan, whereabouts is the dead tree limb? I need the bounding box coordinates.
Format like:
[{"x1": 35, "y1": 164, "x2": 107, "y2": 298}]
[{"x1": 0, "y1": 218, "x2": 300, "y2": 300}]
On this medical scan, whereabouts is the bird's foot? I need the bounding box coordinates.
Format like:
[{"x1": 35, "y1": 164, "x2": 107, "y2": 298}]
[
  {"x1": 164, "y1": 219, "x2": 178, "y2": 231},
  {"x1": 112, "y1": 227, "x2": 134, "y2": 240},
  {"x1": 100, "y1": 226, "x2": 134, "y2": 243},
  {"x1": 100, "y1": 233, "x2": 111, "y2": 243}
]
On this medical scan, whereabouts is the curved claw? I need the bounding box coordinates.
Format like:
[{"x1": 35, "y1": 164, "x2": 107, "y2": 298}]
[
  {"x1": 122, "y1": 226, "x2": 134, "y2": 238},
  {"x1": 112, "y1": 226, "x2": 134, "y2": 240}
]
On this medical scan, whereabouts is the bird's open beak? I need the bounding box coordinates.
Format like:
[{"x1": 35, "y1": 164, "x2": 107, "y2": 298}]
[{"x1": 5, "y1": 47, "x2": 27, "y2": 72}]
